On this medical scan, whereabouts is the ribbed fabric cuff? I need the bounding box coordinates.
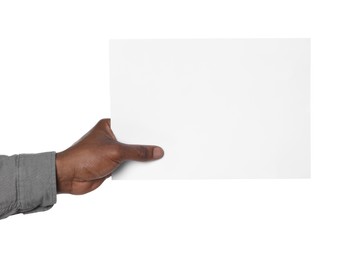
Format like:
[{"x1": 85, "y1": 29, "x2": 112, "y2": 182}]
[{"x1": 17, "y1": 152, "x2": 57, "y2": 214}]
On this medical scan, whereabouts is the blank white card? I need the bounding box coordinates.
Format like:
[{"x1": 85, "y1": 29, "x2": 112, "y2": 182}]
[{"x1": 110, "y1": 39, "x2": 310, "y2": 179}]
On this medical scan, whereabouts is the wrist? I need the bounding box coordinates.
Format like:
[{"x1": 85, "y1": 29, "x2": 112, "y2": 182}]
[{"x1": 55, "y1": 152, "x2": 71, "y2": 194}]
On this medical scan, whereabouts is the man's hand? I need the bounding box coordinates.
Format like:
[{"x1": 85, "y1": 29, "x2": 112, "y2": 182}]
[{"x1": 55, "y1": 119, "x2": 164, "y2": 194}]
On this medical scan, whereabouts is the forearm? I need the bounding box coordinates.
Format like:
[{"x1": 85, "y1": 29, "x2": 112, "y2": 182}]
[{"x1": 0, "y1": 152, "x2": 57, "y2": 220}]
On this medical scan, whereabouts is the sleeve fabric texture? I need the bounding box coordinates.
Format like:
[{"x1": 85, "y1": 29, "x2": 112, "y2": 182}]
[{"x1": 0, "y1": 152, "x2": 57, "y2": 220}]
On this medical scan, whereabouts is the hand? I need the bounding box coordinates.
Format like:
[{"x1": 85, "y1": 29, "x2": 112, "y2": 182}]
[{"x1": 55, "y1": 119, "x2": 164, "y2": 194}]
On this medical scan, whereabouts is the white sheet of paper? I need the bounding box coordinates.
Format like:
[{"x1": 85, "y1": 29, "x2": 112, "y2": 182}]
[{"x1": 110, "y1": 39, "x2": 310, "y2": 179}]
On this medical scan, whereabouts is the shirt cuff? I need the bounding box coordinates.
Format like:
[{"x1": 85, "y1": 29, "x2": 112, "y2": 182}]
[{"x1": 17, "y1": 152, "x2": 57, "y2": 214}]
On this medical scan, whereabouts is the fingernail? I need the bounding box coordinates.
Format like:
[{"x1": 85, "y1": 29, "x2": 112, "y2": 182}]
[{"x1": 153, "y1": 147, "x2": 164, "y2": 159}]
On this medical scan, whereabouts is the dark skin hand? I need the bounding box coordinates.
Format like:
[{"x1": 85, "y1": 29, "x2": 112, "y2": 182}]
[{"x1": 55, "y1": 119, "x2": 164, "y2": 194}]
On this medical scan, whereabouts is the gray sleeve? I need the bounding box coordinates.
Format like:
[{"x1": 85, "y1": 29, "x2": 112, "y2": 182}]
[{"x1": 0, "y1": 152, "x2": 57, "y2": 220}]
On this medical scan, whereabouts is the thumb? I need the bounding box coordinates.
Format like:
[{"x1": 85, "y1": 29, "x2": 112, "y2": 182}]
[{"x1": 119, "y1": 143, "x2": 164, "y2": 162}]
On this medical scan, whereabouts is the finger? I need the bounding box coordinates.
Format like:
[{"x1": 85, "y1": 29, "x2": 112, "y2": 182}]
[
  {"x1": 71, "y1": 177, "x2": 108, "y2": 195},
  {"x1": 89, "y1": 177, "x2": 107, "y2": 192},
  {"x1": 97, "y1": 118, "x2": 117, "y2": 140},
  {"x1": 120, "y1": 143, "x2": 164, "y2": 162}
]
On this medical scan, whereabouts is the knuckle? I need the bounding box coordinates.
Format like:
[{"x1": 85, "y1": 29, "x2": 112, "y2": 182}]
[
  {"x1": 115, "y1": 144, "x2": 124, "y2": 157},
  {"x1": 137, "y1": 146, "x2": 149, "y2": 161},
  {"x1": 109, "y1": 143, "x2": 123, "y2": 160},
  {"x1": 97, "y1": 118, "x2": 110, "y2": 128}
]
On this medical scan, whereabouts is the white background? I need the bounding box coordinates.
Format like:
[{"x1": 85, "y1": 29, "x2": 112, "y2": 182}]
[{"x1": 0, "y1": 1, "x2": 362, "y2": 259}]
